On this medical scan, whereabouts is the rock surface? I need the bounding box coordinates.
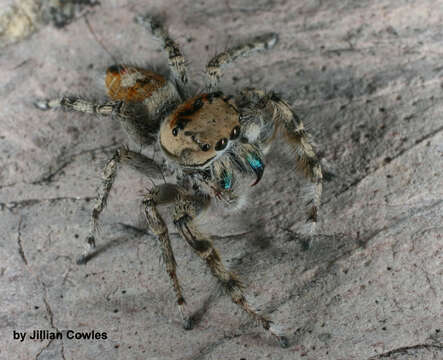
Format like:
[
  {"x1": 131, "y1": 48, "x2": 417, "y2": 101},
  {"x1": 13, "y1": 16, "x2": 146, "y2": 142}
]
[{"x1": 1, "y1": 1, "x2": 442, "y2": 359}]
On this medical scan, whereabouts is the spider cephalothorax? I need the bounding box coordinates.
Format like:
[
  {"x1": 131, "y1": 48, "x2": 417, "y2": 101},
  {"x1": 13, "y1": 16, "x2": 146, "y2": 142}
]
[
  {"x1": 35, "y1": 14, "x2": 323, "y2": 348},
  {"x1": 160, "y1": 92, "x2": 241, "y2": 167},
  {"x1": 159, "y1": 91, "x2": 265, "y2": 193}
]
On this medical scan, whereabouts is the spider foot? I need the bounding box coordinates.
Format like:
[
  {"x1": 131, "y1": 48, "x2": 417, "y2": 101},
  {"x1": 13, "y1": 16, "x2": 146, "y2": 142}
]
[
  {"x1": 76, "y1": 254, "x2": 89, "y2": 265},
  {"x1": 276, "y1": 335, "x2": 289, "y2": 348},
  {"x1": 76, "y1": 235, "x2": 96, "y2": 265},
  {"x1": 183, "y1": 317, "x2": 193, "y2": 330},
  {"x1": 177, "y1": 302, "x2": 193, "y2": 330},
  {"x1": 33, "y1": 98, "x2": 61, "y2": 110}
]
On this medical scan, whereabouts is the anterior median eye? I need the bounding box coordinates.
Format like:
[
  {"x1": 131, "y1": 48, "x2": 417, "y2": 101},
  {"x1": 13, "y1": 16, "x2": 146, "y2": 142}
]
[
  {"x1": 230, "y1": 125, "x2": 241, "y2": 140},
  {"x1": 201, "y1": 144, "x2": 211, "y2": 152},
  {"x1": 215, "y1": 138, "x2": 228, "y2": 151}
]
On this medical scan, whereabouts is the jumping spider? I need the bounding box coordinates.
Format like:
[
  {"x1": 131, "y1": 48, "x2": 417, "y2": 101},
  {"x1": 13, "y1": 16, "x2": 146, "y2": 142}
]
[{"x1": 36, "y1": 15, "x2": 323, "y2": 348}]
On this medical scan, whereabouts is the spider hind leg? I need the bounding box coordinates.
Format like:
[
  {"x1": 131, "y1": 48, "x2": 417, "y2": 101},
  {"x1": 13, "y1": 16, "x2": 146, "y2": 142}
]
[
  {"x1": 173, "y1": 195, "x2": 289, "y2": 347},
  {"x1": 143, "y1": 184, "x2": 192, "y2": 329}
]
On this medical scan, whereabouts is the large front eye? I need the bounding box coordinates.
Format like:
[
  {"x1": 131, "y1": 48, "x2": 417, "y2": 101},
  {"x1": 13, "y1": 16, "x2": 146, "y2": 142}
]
[
  {"x1": 215, "y1": 138, "x2": 228, "y2": 151},
  {"x1": 230, "y1": 125, "x2": 241, "y2": 140}
]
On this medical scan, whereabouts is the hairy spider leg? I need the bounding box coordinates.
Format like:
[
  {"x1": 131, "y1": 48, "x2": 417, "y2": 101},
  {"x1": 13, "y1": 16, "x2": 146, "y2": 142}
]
[
  {"x1": 205, "y1": 33, "x2": 279, "y2": 91},
  {"x1": 240, "y1": 88, "x2": 323, "y2": 230},
  {"x1": 135, "y1": 14, "x2": 188, "y2": 88},
  {"x1": 77, "y1": 148, "x2": 163, "y2": 264},
  {"x1": 143, "y1": 184, "x2": 193, "y2": 329},
  {"x1": 34, "y1": 96, "x2": 122, "y2": 115},
  {"x1": 173, "y1": 195, "x2": 289, "y2": 348}
]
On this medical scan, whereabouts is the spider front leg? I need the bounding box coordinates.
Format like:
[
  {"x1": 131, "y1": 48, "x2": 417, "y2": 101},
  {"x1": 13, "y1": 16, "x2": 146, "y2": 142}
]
[
  {"x1": 135, "y1": 14, "x2": 188, "y2": 87},
  {"x1": 77, "y1": 148, "x2": 163, "y2": 264},
  {"x1": 173, "y1": 196, "x2": 289, "y2": 348},
  {"x1": 143, "y1": 184, "x2": 192, "y2": 329},
  {"x1": 241, "y1": 89, "x2": 323, "y2": 230},
  {"x1": 205, "y1": 33, "x2": 278, "y2": 91}
]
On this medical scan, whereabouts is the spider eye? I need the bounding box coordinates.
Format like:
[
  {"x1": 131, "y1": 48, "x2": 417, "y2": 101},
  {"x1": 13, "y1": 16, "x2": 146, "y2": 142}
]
[
  {"x1": 172, "y1": 127, "x2": 179, "y2": 136},
  {"x1": 201, "y1": 144, "x2": 211, "y2": 152},
  {"x1": 230, "y1": 125, "x2": 241, "y2": 140},
  {"x1": 215, "y1": 138, "x2": 228, "y2": 151}
]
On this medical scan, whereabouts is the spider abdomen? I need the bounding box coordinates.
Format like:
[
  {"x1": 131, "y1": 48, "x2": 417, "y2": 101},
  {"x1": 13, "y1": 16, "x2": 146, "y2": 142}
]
[{"x1": 105, "y1": 65, "x2": 167, "y2": 102}]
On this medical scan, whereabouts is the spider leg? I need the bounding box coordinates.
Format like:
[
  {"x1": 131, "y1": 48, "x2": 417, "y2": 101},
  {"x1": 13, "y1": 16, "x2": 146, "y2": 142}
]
[
  {"x1": 143, "y1": 184, "x2": 192, "y2": 329},
  {"x1": 205, "y1": 33, "x2": 278, "y2": 91},
  {"x1": 240, "y1": 88, "x2": 323, "y2": 230},
  {"x1": 135, "y1": 14, "x2": 188, "y2": 88},
  {"x1": 77, "y1": 148, "x2": 163, "y2": 264},
  {"x1": 34, "y1": 97, "x2": 122, "y2": 116},
  {"x1": 173, "y1": 196, "x2": 289, "y2": 348},
  {"x1": 35, "y1": 96, "x2": 159, "y2": 146}
]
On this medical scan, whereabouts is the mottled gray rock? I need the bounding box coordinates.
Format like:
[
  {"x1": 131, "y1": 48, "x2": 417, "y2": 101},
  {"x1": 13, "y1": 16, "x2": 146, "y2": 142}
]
[{"x1": 1, "y1": 1, "x2": 442, "y2": 359}]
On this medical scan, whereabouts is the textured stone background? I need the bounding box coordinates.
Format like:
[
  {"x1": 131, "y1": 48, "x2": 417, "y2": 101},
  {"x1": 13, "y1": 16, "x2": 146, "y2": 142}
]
[{"x1": 1, "y1": 1, "x2": 442, "y2": 359}]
